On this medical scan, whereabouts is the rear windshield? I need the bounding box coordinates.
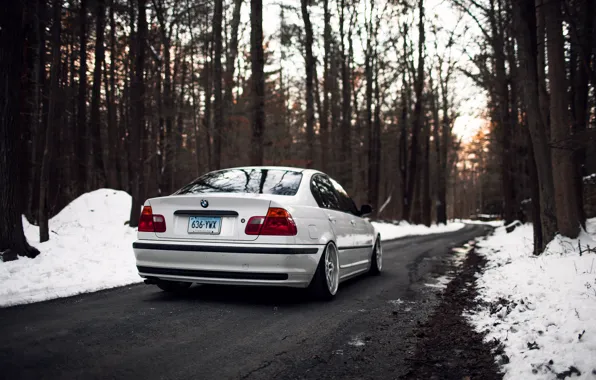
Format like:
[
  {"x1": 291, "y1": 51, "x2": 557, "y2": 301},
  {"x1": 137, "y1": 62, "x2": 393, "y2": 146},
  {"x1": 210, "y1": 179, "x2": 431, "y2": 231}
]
[{"x1": 175, "y1": 169, "x2": 303, "y2": 196}]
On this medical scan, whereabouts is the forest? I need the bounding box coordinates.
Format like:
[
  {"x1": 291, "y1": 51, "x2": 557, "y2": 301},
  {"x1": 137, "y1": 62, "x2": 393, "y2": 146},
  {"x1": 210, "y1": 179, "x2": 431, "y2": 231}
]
[{"x1": 1, "y1": 0, "x2": 595, "y2": 259}]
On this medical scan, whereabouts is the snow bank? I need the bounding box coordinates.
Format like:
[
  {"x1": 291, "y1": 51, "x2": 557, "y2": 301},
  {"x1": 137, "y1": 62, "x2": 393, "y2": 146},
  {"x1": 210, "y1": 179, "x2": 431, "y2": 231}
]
[
  {"x1": 0, "y1": 189, "x2": 142, "y2": 308},
  {"x1": 372, "y1": 221, "x2": 465, "y2": 240},
  {"x1": 467, "y1": 219, "x2": 596, "y2": 379},
  {"x1": 453, "y1": 218, "x2": 504, "y2": 228}
]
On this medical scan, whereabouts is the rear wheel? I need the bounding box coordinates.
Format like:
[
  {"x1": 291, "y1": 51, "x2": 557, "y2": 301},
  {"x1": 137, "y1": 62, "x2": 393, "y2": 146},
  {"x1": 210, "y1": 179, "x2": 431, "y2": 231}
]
[
  {"x1": 369, "y1": 237, "x2": 382, "y2": 275},
  {"x1": 156, "y1": 280, "x2": 192, "y2": 292},
  {"x1": 309, "y1": 242, "x2": 340, "y2": 300}
]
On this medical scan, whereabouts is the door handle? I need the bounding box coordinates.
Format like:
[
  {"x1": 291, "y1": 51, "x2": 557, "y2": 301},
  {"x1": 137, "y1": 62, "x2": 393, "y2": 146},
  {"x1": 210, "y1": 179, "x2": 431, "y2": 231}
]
[
  {"x1": 327, "y1": 215, "x2": 337, "y2": 223},
  {"x1": 350, "y1": 220, "x2": 356, "y2": 225}
]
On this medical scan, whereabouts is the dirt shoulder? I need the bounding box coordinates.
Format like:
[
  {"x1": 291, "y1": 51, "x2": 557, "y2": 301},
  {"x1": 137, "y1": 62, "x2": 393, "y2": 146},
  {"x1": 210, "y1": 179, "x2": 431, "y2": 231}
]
[{"x1": 401, "y1": 247, "x2": 503, "y2": 380}]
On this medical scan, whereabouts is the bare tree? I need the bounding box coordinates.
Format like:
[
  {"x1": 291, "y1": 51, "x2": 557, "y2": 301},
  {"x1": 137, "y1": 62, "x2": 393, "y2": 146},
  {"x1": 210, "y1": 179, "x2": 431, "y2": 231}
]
[
  {"x1": 0, "y1": 0, "x2": 40, "y2": 260},
  {"x1": 250, "y1": 0, "x2": 265, "y2": 166}
]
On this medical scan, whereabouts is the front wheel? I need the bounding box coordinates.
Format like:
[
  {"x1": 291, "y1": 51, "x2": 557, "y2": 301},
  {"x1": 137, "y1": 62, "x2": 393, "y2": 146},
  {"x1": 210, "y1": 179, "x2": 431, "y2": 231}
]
[
  {"x1": 156, "y1": 280, "x2": 192, "y2": 292},
  {"x1": 309, "y1": 242, "x2": 340, "y2": 300},
  {"x1": 369, "y1": 237, "x2": 382, "y2": 275}
]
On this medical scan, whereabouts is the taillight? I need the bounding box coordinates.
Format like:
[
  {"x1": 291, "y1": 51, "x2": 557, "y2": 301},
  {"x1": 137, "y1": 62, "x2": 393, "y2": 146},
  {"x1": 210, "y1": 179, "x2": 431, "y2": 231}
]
[
  {"x1": 138, "y1": 205, "x2": 166, "y2": 233},
  {"x1": 244, "y1": 208, "x2": 297, "y2": 236}
]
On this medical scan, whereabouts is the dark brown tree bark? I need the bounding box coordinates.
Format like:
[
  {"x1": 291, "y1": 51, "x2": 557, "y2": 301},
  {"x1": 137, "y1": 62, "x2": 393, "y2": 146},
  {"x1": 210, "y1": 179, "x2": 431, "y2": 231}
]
[
  {"x1": 545, "y1": 0, "x2": 580, "y2": 239},
  {"x1": 301, "y1": 0, "x2": 315, "y2": 168},
  {"x1": 106, "y1": 0, "x2": 120, "y2": 189},
  {"x1": 77, "y1": 0, "x2": 88, "y2": 194},
  {"x1": 39, "y1": 0, "x2": 62, "y2": 243},
  {"x1": 223, "y1": 0, "x2": 243, "y2": 169},
  {"x1": 89, "y1": 0, "x2": 107, "y2": 189},
  {"x1": 128, "y1": 0, "x2": 147, "y2": 227},
  {"x1": 212, "y1": 0, "x2": 223, "y2": 170},
  {"x1": 339, "y1": 0, "x2": 353, "y2": 190},
  {"x1": 249, "y1": 0, "x2": 265, "y2": 166},
  {"x1": 203, "y1": 39, "x2": 212, "y2": 171},
  {"x1": 512, "y1": 0, "x2": 557, "y2": 248},
  {"x1": 403, "y1": 0, "x2": 425, "y2": 221},
  {"x1": 0, "y1": 0, "x2": 40, "y2": 260},
  {"x1": 320, "y1": 0, "x2": 331, "y2": 173}
]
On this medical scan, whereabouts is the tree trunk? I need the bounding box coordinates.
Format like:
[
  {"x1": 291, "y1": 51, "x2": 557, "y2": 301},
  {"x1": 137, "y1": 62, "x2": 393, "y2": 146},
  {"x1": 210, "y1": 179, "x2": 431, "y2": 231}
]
[
  {"x1": 0, "y1": 0, "x2": 40, "y2": 260},
  {"x1": 204, "y1": 40, "x2": 213, "y2": 169},
  {"x1": 320, "y1": 0, "x2": 331, "y2": 173},
  {"x1": 339, "y1": 0, "x2": 353, "y2": 190},
  {"x1": 545, "y1": 0, "x2": 580, "y2": 239},
  {"x1": 301, "y1": 0, "x2": 315, "y2": 168},
  {"x1": 77, "y1": 0, "x2": 88, "y2": 194},
  {"x1": 211, "y1": 0, "x2": 223, "y2": 170},
  {"x1": 512, "y1": 0, "x2": 557, "y2": 249},
  {"x1": 223, "y1": 0, "x2": 242, "y2": 169},
  {"x1": 89, "y1": 0, "x2": 106, "y2": 189},
  {"x1": 249, "y1": 0, "x2": 265, "y2": 166},
  {"x1": 403, "y1": 0, "x2": 425, "y2": 222},
  {"x1": 106, "y1": 0, "x2": 120, "y2": 189},
  {"x1": 128, "y1": 0, "x2": 147, "y2": 228},
  {"x1": 39, "y1": 0, "x2": 62, "y2": 243}
]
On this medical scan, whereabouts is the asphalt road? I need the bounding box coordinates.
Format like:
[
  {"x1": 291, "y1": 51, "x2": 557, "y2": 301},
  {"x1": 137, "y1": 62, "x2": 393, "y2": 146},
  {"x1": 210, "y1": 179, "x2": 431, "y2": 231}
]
[{"x1": 0, "y1": 224, "x2": 491, "y2": 380}]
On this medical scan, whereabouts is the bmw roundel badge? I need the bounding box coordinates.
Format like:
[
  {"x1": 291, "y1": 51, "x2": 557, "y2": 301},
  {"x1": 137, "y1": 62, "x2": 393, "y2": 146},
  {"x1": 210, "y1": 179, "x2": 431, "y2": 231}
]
[{"x1": 200, "y1": 199, "x2": 209, "y2": 208}]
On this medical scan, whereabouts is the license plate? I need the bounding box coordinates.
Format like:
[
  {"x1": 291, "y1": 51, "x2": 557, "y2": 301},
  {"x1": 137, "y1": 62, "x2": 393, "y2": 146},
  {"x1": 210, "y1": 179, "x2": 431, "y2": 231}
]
[{"x1": 187, "y1": 216, "x2": 222, "y2": 234}]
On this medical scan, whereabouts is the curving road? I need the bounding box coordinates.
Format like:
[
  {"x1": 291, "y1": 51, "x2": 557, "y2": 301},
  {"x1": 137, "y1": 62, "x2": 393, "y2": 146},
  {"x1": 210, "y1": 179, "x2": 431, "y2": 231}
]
[{"x1": 0, "y1": 224, "x2": 491, "y2": 380}]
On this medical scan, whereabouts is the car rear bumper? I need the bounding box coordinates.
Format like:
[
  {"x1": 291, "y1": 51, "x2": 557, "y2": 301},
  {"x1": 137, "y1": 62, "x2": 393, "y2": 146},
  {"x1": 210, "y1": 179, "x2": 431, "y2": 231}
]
[{"x1": 133, "y1": 241, "x2": 324, "y2": 288}]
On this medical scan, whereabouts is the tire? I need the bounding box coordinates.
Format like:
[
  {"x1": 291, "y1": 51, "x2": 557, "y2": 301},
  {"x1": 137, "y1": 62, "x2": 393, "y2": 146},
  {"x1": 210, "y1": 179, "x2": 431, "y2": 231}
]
[
  {"x1": 369, "y1": 237, "x2": 382, "y2": 276},
  {"x1": 156, "y1": 280, "x2": 192, "y2": 292},
  {"x1": 308, "y1": 242, "x2": 340, "y2": 301}
]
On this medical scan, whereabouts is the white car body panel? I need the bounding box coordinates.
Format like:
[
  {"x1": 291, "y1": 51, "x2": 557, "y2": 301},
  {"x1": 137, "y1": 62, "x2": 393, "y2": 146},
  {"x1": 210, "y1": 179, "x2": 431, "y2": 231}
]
[{"x1": 133, "y1": 166, "x2": 379, "y2": 289}]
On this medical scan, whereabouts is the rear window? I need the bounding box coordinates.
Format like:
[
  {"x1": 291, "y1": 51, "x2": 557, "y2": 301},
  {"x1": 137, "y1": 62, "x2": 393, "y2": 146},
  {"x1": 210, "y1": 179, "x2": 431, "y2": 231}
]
[{"x1": 175, "y1": 169, "x2": 303, "y2": 196}]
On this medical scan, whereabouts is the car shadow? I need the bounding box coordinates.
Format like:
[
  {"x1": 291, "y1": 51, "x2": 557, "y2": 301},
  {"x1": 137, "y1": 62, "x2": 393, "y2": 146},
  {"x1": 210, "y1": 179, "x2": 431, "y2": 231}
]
[{"x1": 143, "y1": 271, "x2": 385, "y2": 307}]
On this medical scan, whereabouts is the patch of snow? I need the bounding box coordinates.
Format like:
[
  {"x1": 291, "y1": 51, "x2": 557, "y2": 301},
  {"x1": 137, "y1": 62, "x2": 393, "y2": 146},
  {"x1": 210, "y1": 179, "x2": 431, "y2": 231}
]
[
  {"x1": 466, "y1": 220, "x2": 596, "y2": 379},
  {"x1": 372, "y1": 221, "x2": 465, "y2": 241},
  {"x1": 453, "y1": 218, "x2": 504, "y2": 228},
  {"x1": 348, "y1": 337, "x2": 366, "y2": 347},
  {"x1": 0, "y1": 189, "x2": 142, "y2": 308},
  {"x1": 388, "y1": 299, "x2": 404, "y2": 306},
  {"x1": 425, "y1": 275, "x2": 454, "y2": 289}
]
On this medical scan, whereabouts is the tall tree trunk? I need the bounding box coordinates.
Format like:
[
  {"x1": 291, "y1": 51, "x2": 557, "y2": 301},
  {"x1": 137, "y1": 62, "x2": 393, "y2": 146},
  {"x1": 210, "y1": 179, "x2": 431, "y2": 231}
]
[
  {"x1": 89, "y1": 0, "x2": 106, "y2": 189},
  {"x1": 369, "y1": 62, "x2": 382, "y2": 214},
  {"x1": 403, "y1": 0, "x2": 425, "y2": 221},
  {"x1": 320, "y1": 0, "x2": 331, "y2": 173},
  {"x1": 339, "y1": 0, "x2": 353, "y2": 190},
  {"x1": 512, "y1": 0, "x2": 557, "y2": 249},
  {"x1": 77, "y1": 0, "x2": 88, "y2": 194},
  {"x1": 27, "y1": 0, "x2": 47, "y2": 220},
  {"x1": 489, "y1": 0, "x2": 514, "y2": 225},
  {"x1": 39, "y1": 0, "x2": 62, "y2": 243},
  {"x1": 128, "y1": 0, "x2": 147, "y2": 227},
  {"x1": 545, "y1": 0, "x2": 580, "y2": 239},
  {"x1": 202, "y1": 40, "x2": 212, "y2": 170},
  {"x1": 300, "y1": 0, "x2": 315, "y2": 168},
  {"x1": 0, "y1": 0, "x2": 40, "y2": 259},
  {"x1": 106, "y1": 0, "x2": 120, "y2": 189},
  {"x1": 249, "y1": 0, "x2": 265, "y2": 166},
  {"x1": 569, "y1": 0, "x2": 593, "y2": 228},
  {"x1": 223, "y1": 0, "x2": 242, "y2": 169},
  {"x1": 212, "y1": 0, "x2": 223, "y2": 170}
]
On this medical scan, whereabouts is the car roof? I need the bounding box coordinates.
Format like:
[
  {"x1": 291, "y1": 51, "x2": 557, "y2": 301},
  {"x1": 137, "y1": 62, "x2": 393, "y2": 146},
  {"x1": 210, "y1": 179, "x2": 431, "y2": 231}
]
[{"x1": 214, "y1": 166, "x2": 324, "y2": 176}]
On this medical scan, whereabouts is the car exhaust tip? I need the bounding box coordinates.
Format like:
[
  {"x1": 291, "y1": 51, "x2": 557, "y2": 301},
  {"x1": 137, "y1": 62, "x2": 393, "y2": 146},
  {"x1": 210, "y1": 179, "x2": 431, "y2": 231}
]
[{"x1": 144, "y1": 277, "x2": 159, "y2": 285}]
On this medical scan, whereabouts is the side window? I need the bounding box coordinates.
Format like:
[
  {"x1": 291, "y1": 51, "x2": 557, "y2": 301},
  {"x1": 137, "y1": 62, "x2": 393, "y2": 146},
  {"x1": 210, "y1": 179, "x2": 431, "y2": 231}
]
[
  {"x1": 310, "y1": 175, "x2": 342, "y2": 210},
  {"x1": 329, "y1": 178, "x2": 360, "y2": 215}
]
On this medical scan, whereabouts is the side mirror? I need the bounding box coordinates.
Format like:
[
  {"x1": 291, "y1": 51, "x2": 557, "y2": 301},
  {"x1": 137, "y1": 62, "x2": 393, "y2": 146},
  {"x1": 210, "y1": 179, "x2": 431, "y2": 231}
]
[{"x1": 360, "y1": 204, "x2": 373, "y2": 216}]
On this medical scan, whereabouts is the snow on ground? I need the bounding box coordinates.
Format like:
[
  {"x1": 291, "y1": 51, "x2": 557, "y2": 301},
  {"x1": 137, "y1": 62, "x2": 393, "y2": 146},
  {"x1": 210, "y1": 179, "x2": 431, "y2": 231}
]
[
  {"x1": 467, "y1": 219, "x2": 596, "y2": 379},
  {"x1": 0, "y1": 189, "x2": 142, "y2": 308},
  {"x1": 452, "y1": 218, "x2": 504, "y2": 228},
  {"x1": 372, "y1": 220, "x2": 465, "y2": 240}
]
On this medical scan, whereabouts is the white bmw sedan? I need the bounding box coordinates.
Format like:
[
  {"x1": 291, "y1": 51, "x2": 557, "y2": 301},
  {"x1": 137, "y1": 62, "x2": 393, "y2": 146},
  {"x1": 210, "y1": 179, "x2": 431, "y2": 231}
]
[{"x1": 133, "y1": 166, "x2": 382, "y2": 300}]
